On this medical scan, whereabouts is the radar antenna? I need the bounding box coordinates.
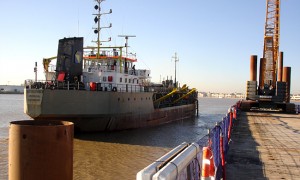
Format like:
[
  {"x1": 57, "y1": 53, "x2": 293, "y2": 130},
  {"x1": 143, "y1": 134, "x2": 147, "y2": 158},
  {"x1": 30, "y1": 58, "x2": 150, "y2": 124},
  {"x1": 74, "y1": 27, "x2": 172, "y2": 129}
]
[{"x1": 118, "y1": 35, "x2": 136, "y2": 58}]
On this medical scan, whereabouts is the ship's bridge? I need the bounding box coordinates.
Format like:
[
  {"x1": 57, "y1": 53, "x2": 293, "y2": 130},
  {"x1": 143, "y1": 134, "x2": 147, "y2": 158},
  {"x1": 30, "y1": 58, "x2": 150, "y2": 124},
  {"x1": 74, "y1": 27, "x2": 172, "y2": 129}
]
[{"x1": 82, "y1": 46, "x2": 151, "y2": 92}]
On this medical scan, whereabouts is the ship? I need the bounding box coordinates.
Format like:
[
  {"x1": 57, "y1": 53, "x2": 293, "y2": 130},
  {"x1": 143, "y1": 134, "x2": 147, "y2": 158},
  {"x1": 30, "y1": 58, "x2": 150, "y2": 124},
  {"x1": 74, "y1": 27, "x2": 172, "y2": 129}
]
[{"x1": 24, "y1": 0, "x2": 198, "y2": 132}]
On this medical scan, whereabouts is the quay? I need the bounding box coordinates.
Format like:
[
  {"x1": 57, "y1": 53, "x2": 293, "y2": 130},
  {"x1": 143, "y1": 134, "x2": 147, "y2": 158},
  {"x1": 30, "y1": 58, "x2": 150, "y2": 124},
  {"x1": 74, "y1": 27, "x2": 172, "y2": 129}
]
[
  {"x1": 137, "y1": 102, "x2": 300, "y2": 179},
  {"x1": 226, "y1": 111, "x2": 300, "y2": 179}
]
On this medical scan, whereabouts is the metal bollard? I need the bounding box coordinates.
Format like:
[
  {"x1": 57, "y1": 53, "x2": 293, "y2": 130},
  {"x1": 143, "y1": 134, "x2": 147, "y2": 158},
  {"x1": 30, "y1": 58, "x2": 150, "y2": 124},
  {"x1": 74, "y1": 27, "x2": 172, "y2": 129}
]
[{"x1": 9, "y1": 120, "x2": 73, "y2": 180}]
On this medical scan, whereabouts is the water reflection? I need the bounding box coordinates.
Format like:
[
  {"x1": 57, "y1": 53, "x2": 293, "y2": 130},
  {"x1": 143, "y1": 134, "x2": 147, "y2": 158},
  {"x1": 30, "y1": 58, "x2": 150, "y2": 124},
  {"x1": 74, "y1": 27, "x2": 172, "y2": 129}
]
[
  {"x1": 0, "y1": 96, "x2": 242, "y2": 179},
  {"x1": 75, "y1": 117, "x2": 204, "y2": 148}
]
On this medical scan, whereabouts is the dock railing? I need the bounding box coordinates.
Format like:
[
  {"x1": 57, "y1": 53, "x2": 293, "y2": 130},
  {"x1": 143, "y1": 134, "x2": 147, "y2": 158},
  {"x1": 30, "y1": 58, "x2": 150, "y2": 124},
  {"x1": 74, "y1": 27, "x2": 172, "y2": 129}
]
[{"x1": 137, "y1": 101, "x2": 242, "y2": 180}]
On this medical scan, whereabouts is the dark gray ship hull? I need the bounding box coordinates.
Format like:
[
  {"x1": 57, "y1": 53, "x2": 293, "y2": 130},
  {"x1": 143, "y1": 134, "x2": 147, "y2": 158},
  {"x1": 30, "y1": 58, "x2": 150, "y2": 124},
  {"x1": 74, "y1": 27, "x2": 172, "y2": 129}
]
[{"x1": 24, "y1": 89, "x2": 196, "y2": 131}]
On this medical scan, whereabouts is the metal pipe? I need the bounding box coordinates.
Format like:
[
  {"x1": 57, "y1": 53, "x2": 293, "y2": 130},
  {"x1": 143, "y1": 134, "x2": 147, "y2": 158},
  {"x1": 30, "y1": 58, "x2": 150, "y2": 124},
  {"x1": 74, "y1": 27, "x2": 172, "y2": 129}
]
[
  {"x1": 9, "y1": 120, "x2": 73, "y2": 180},
  {"x1": 282, "y1": 67, "x2": 291, "y2": 103},
  {"x1": 259, "y1": 58, "x2": 266, "y2": 90},
  {"x1": 250, "y1": 55, "x2": 257, "y2": 81},
  {"x1": 277, "y1": 52, "x2": 284, "y2": 82}
]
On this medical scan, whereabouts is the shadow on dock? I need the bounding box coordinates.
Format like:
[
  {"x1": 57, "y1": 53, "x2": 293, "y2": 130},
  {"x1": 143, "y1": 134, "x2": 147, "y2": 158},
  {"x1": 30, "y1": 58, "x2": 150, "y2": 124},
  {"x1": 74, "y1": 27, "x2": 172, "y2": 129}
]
[
  {"x1": 226, "y1": 112, "x2": 267, "y2": 180},
  {"x1": 227, "y1": 111, "x2": 300, "y2": 179}
]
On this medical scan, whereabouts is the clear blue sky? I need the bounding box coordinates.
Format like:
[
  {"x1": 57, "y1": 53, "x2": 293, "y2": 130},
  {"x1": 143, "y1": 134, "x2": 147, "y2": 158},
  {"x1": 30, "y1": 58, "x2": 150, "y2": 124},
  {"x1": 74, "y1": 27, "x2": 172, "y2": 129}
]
[{"x1": 0, "y1": 0, "x2": 299, "y2": 93}]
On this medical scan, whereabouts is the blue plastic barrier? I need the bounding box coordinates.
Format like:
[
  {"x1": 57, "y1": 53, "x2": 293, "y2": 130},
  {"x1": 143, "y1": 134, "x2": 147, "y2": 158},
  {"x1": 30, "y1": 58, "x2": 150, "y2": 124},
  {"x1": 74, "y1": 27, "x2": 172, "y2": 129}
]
[{"x1": 136, "y1": 100, "x2": 242, "y2": 180}]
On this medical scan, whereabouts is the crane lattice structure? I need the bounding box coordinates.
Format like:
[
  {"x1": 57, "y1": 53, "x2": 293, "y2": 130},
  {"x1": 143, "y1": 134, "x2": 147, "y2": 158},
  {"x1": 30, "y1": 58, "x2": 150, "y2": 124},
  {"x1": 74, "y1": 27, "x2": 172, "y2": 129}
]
[{"x1": 262, "y1": 0, "x2": 280, "y2": 89}]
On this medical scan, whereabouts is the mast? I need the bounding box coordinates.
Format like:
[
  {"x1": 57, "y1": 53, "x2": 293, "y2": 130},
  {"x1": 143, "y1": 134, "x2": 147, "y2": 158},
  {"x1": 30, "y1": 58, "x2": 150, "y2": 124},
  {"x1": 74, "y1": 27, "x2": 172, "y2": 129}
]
[
  {"x1": 118, "y1": 35, "x2": 136, "y2": 72},
  {"x1": 172, "y1": 52, "x2": 179, "y2": 88},
  {"x1": 92, "y1": 0, "x2": 112, "y2": 58}
]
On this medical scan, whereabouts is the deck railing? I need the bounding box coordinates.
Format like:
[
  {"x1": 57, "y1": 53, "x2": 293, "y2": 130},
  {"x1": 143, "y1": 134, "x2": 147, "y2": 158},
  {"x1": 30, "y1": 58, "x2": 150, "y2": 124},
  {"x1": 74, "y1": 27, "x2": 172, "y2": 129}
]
[{"x1": 24, "y1": 79, "x2": 180, "y2": 94}]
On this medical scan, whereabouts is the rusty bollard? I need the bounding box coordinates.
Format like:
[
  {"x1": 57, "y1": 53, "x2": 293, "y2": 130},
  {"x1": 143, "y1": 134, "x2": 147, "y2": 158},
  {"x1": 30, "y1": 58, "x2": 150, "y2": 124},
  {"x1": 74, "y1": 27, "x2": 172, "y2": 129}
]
[{"x1": 9, "y1": 120, "x2": 73, "y2": 180}]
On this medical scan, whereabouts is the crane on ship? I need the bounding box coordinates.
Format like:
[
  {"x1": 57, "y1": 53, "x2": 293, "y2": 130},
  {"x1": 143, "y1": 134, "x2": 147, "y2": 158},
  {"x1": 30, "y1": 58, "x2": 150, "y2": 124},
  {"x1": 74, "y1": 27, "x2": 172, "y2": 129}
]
[
  {"x1": 245, "y1": 0, "x2": 295, "y2": 112},
  {"x1": 43, "y1": 56, "x2": 57, "y2": 72}
]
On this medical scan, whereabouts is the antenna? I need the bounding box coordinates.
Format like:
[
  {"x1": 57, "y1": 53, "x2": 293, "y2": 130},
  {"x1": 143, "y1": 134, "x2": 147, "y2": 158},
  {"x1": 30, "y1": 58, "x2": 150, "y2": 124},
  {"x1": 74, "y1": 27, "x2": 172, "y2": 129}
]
[
  {"x1": 118, "y1": 35, "x2": 136, "y2": 57},
  {"x1": 172, "y1": 52, "x2": 179, "y2": 88}
]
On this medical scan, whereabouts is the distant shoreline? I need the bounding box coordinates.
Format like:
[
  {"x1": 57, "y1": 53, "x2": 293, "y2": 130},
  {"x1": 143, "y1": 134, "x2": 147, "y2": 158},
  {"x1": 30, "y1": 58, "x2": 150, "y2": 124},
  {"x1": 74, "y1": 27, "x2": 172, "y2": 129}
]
[{"x1": 0, "y1": 92, "x2": 299, "y2": 101}]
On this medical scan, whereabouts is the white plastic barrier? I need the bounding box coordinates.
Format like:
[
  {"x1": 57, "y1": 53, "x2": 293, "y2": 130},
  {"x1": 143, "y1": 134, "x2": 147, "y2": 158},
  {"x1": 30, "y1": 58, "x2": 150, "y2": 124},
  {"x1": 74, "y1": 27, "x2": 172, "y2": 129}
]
[
  {"x1": 152, "y1": 142, "x2": 200, "y2": 180},
  {"x1": 136, "y1": 142, "x2": 189, "y2": 180}
]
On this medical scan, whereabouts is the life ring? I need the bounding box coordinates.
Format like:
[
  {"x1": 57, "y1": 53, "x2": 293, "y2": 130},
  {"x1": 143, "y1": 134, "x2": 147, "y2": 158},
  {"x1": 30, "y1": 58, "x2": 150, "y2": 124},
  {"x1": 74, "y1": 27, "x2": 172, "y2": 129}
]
[{"x1": 112, "y1": 87, "x2": 117, "y2": 92}]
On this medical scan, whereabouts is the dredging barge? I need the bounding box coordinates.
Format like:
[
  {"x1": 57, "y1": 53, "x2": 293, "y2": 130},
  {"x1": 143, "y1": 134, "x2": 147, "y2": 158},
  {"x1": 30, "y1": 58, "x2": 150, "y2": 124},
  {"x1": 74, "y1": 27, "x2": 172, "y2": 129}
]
[{"x1": 24, "y1": 1, "x2": 198, "y2": 132}]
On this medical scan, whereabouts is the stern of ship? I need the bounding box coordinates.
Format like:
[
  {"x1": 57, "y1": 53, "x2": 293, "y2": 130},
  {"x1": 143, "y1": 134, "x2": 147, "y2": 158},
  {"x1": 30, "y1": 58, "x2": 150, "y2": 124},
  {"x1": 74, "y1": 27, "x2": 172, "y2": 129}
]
[{"x1": 24, "y1": 88, "x2": 43, "y2": 119}]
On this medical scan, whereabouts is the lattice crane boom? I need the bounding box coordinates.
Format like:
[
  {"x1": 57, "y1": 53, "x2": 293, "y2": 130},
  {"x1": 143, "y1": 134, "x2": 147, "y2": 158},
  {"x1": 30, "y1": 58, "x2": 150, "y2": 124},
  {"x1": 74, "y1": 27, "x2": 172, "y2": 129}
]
[{"x1": 261, "y1": 0, "x2": 280, "y2": 90}]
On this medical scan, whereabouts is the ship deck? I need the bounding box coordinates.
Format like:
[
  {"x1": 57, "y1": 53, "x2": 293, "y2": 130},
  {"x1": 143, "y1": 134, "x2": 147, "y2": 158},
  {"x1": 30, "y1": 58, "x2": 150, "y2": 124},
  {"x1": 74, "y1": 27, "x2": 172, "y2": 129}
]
[{"x1": 226, "y1": 111, "x2": 300, "y2": 179}]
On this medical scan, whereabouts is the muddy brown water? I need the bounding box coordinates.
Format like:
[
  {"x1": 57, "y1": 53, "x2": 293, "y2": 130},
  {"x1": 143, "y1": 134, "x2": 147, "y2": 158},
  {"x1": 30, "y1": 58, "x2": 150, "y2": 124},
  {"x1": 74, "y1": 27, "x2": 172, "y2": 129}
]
[{"x1": 0, "y1": 94, "x2": 240, "y2": 179}]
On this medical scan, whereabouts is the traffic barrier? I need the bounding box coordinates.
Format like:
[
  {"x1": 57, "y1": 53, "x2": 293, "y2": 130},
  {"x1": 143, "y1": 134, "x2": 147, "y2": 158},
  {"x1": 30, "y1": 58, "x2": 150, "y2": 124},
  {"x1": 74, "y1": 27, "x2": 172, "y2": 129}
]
[
  {"x1": 228, "y1": 111, "x2": 233, "y2": 140},
  {"x1": 136, "y1": 100, "x2": 242, "y2": 180},
  {"x1": 201, "y1": 147, "x2": 214, "y2": 180},
  {"x1": 136, "y1": 142, "x2": 189, "y2": 180},
  {"x1": 220, "y1": 134, "x2": 226, "y2": 180},
  {"x1": 207, "y1": 101, "x2": 241, "y2": 180},
  {"x1": 152, "y1": 143, "x2": 200, "y2": 180}
]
